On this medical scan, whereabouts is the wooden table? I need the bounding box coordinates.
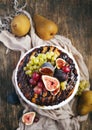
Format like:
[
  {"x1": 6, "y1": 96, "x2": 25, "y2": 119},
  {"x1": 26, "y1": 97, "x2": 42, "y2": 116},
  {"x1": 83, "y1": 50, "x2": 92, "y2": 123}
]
[{"x1": 0, "y1": 0, "x2": 92, "y2": 130}]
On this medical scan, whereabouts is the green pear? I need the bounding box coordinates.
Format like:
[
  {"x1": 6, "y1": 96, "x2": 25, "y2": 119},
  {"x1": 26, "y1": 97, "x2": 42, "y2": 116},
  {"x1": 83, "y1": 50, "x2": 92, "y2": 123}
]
[
  {"x1": 77, "y1": 90, "x2": 92, "y2": 115},
  {"x1": 33, "y1": 14, "x2": 58, "y2": 40}
]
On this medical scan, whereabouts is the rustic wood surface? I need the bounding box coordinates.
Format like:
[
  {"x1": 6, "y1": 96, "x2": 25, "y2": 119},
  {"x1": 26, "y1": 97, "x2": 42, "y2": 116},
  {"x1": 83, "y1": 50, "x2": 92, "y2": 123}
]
[{"x1": 0, "y1": 0, "x2": 92, "y2": 130}]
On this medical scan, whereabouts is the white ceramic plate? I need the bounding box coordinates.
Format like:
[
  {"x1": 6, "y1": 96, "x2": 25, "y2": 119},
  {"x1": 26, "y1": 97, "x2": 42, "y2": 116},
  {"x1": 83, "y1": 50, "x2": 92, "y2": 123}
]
[{"x1": 15, "y1": 44, "x2": 80, "y2": 110}]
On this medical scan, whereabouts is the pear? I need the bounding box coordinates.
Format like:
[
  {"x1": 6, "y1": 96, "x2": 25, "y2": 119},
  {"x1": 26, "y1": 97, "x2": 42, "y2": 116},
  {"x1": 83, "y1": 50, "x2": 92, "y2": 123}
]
[
  {"x1": 11, "y1": 14, "x2": 31, "y2": 37},
  {"x1": 78, "y1": 104, "x2": 92, "y2": 115},
  {"x1": 33, "y1": 14, "x2": 58, "y2": 40},
  {"x1": 77, "y1": 90, "x2": 92, "y2": 115}
]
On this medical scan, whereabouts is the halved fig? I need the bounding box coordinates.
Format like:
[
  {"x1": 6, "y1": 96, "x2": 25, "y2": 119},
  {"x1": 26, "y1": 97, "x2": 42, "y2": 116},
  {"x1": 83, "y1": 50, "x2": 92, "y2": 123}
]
[
  {"x1": 39, "y1": 62, "x2": 54, "y2": 76},
  {"x1": 42, "y1": 75, "x2": 60, "y2": 91},
  {"x1": 22, "y1": 112, "x2": 36, "y2": 125},
  {"x1": 56, "y1": 58, "x2": 66, "y2": 69},
  {"x1": 51, "y1": 87, "x2": 60, "y2": 95}
]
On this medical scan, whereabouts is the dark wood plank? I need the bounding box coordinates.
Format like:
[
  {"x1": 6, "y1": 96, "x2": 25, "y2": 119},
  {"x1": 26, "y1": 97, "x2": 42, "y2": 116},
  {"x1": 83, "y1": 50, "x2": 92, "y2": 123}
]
[{"x1": 0, "y1": 0, "x2": 92, "y2": 130}]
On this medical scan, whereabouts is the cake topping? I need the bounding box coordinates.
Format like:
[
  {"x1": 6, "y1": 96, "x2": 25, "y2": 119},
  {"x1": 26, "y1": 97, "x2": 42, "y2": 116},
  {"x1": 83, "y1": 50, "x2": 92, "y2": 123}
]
[{"x1": 17, "y1": 45, "x2": 78, "y2": 106}]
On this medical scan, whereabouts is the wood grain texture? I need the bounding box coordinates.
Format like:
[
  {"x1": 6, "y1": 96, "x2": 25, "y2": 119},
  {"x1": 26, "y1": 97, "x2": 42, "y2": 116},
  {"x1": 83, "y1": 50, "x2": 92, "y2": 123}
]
[{"x1": 0, "y1": 0, "x2": 92, "y2": 130}]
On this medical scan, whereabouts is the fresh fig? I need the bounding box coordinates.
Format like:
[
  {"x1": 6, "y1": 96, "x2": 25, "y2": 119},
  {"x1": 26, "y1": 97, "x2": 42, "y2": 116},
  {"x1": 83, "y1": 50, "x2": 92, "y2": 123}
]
[
  {"x1": 42, "y1": 75, "x2": 60, "y2": 91},
  {"x1": 54, "y1": 68, "x2": 68, "y2": 82},
  {"x1": 22, "y1": 112, "x2": 36, "y2": 125},
  {"x1": 51, "y1": 87, "x2": 60, "y2": 95},
  {"x1": 56, "y1": 58, "x2": 66, "y2": 69},
  {"x1": 39, "y1": 62, "x2": 54, "y2": 76}
]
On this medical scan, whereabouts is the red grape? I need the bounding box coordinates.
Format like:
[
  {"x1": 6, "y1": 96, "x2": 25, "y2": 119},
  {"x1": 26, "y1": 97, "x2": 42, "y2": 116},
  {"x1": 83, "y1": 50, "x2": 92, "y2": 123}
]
[
  {"x1": 32, "y1": 72, "x2": 40, "y2": 81},
  {"x1": 62, "y1": 66, "x2": 70, "y2": 73},
  {"x1": 34, "y1": 86, "x2": 42, "y2": 94},
  {"x1": 37, "y1": 81, "x2": 44, "y2": 89},
  {"x1": 29, "y1": 78, "x2": 37, "y2": 85}
]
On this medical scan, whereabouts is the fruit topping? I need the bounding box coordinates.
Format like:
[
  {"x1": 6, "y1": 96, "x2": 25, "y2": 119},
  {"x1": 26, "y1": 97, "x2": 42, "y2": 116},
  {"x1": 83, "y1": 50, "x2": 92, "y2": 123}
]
[
  {"x1": 31, "y1": 72, "x2": 41, "y2": 81},
  {"x1": 56, "y1": 58, "x2": 66, "y2": 69},
  {"x1": 62, "y1": 66, "x2": 70, "y2": 73},
  {"x1": 39, "y1": 62, "x2": 54, "y2": 76},
  {"x1": 34, "y1": 86, "x2": 42, "y2": 94},
  {"x1": 17, "y1": 45, "x2": 79, "y2": 107},
  {"x1": 22, "y1": 112, "x2": 36, "y2": 125},
  {"x1": 54, "y1": 68, "x2": 68, "y2": 82},
  {"x1": 41, "y1": 62, "x2": 54, "y2": 68},
  {"x1": 37, "y1": 81, "x2": 44, "y2": 89},
  {"x1": 29, "y1": 78, "x2": 37, "y2": 86},
  {"x1": 51, "y1": 87, "x2": 60, "y2": 95},
  {"x1": 60, "y1": 81, "x2": 67, "y2": 90},
  {"x1": 24, "y1": 51, "x2": 59, "y2": 76},
  {"x1": 42, "y1": 75, "x2": 60, "y2": 91}
]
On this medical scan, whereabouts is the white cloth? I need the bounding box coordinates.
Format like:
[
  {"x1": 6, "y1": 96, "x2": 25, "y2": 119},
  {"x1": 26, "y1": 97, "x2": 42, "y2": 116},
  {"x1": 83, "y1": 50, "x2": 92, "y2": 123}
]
[{"x1": 0, "y1": 10, "x2": 89, "y2": 130}]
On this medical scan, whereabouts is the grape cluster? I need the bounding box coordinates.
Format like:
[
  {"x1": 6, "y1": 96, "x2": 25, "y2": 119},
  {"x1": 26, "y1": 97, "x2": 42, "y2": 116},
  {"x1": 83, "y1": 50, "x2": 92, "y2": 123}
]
[
  {"x1": 76, "y1": 80, "x2": 89, "y2": 96},
  {"x1": 24, "y1": 51, "x2": 58, "y2": 76},
  {"x1": 29, "y1": 72, "x2": 45, "y2": 94}
]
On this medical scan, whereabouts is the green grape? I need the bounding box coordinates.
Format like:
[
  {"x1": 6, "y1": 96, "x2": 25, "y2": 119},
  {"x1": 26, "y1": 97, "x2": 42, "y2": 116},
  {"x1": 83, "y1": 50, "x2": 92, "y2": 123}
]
[
  {"x1": 38, "y1": 62, "x2": 42, "y2": 67},
  {"x1": 25, "y1": 70, "x2": 32, "y2": 75},
  {"x1": 54, "y1": 53, "x2": 58, "y2": 58},
  {"x1": 29, "y1": 60, "x2": 34, "y2": 66},
  {"x1": 36, "y1": 66, "x2": 40, "y2": 70},
  {"x1": 46, "y1": 52, "x2": 50, "y2": 58},
  {"x1": 51, "y1": 61, "x2": 55, "y2": 65},
  {"x1": 76, "y1": 80, "x2": 89, "y2": 96},
  {"x1": 51, "y1": 56, "x2": 56, "y2": 62},
  {"x1": 29, "y1": 66, "x2": 33, "y2": 71},
  {"x1": 30, "y1": 56, "x2": 35, "y2": 60},
  {"x1": 60, "y1": 81, "x2": 67, "y2": 90},
  {"x1": 42, "y1": 54, "x2": 47, "y2": 60},
  {"x1": 33, "y1": 65, "x2": 37, "y2": 70},
  {"x1": 24, "y1": 51, "x2": 58, "y2": 76},
  {"x1": 34, "y1": 57, "x2": 39, "y2": 64},
  {"x1": 38, "y1": 53, "x2": 42, "y2": 58},
  {"x1": 39, "y1": 58, "x2": 44, "y2": 64},
  {"x1": 26, "y1": 63, "x2": 30, "y2": 68},
  {"x1": 47, "y1": 55, "x2": 51, "y2": 60},
  {"x1": 50, "y1": 51, "x2": 54, "y2": 56},
  {"x1": 23, "y1": 67, "x2": 27, "y2": 71}
]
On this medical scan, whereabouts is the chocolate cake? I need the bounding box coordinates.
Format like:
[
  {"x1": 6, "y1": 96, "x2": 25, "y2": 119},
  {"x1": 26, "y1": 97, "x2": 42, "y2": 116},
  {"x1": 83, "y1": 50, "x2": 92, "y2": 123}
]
[{"x1": 15, "y1": 45, "x2": 79, "y2": 109}]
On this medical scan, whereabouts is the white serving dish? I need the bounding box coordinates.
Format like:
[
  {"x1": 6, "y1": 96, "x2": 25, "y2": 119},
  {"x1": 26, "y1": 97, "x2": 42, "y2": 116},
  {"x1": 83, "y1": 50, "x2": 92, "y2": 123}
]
[{"x1": 15, "y1": 44, "x2": 80, "y2": 110}]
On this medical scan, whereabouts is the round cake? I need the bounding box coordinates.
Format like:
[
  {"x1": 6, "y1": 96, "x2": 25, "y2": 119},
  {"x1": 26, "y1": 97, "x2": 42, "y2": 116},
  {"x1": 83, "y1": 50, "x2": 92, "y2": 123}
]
[{"x1": 15, "y1": 45, "x2": 80, "y2": 109}]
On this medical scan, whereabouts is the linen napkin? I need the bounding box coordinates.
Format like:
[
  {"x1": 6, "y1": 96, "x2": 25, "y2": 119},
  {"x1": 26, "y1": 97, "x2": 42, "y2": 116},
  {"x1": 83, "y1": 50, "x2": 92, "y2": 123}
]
[{"x1": 0, "y1": 9, "x2": 90, "y2": 130}]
